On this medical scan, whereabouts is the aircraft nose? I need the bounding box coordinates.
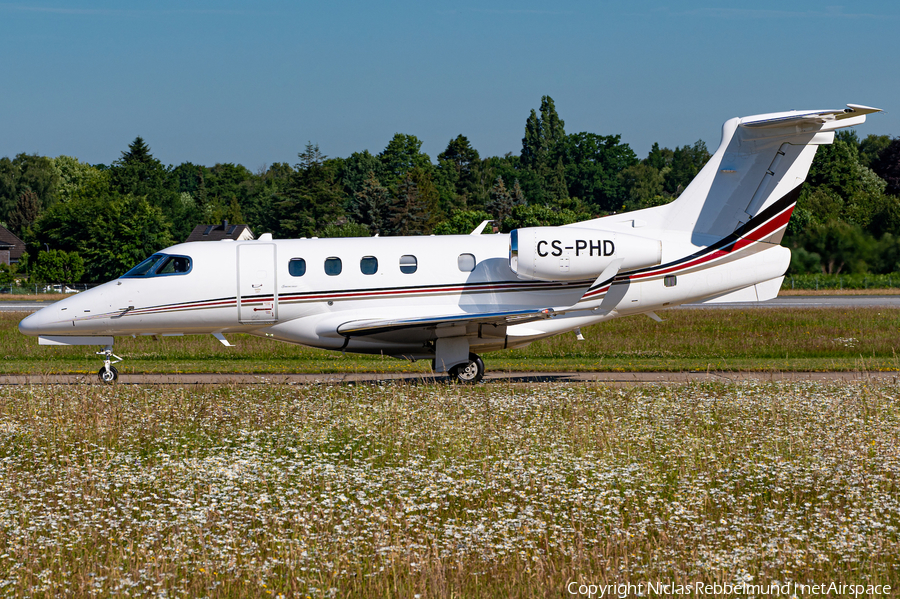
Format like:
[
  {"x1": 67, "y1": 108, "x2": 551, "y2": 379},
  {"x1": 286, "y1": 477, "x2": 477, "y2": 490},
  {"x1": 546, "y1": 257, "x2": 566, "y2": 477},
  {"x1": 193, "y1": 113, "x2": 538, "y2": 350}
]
[
  {"x1": 18, "y1": 307, "x2": 57, "y2": 336},
  {"x1": 19, "y1": 311, "x2": 43, "y2": 336},
  {"x1": 19, "y1": 309, "x2": 48, "y2": 336}
]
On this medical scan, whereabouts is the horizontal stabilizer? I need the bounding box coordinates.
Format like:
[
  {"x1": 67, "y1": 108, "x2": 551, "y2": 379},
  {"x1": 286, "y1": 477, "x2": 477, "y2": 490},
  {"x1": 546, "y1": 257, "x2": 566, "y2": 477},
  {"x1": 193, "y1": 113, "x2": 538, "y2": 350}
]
[{"x1": 741, "y1": 104, "x2": 881, "y2": 130}]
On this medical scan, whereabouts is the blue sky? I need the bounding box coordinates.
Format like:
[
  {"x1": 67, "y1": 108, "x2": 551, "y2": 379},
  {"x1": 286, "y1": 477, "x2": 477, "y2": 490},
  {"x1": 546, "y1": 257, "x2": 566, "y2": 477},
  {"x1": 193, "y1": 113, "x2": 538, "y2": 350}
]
[{"x1": 0, "y1": 1, "x2": 897, "y2": 169}]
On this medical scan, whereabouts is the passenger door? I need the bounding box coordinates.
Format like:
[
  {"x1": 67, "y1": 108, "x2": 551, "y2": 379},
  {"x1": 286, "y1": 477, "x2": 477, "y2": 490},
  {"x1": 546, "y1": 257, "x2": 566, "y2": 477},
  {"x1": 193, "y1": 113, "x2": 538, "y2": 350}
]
[{"x1": 238, "y1": 244, "x2": 277, "y2": 323}]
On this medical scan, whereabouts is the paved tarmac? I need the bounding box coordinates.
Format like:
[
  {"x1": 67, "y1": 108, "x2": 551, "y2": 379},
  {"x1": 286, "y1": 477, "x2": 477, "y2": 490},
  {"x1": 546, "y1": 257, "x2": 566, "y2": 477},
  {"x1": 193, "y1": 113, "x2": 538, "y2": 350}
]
[
  {"x1": 0, "y1": 301, "x2": 57, "y2": 312},
  {"x1": 677, "y1": 295, "x2": 900, "y2": 309},
  {"x1": 1, "y1": 370, "x2": 897, "y2": 386}
]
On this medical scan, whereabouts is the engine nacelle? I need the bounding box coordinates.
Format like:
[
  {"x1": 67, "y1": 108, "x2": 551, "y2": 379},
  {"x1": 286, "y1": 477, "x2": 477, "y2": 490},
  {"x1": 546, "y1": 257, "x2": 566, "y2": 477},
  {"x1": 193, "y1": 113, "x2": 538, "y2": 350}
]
[{"x1": 509, "y1": 227, "x2": 662, "y2": 281}]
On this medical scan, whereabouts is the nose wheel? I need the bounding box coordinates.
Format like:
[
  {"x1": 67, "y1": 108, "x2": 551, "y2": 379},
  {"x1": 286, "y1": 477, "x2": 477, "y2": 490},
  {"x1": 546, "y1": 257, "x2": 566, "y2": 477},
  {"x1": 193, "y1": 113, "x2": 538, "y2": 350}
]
[
  {"x1": 98, "y1": 365, "x2": 119, "y2": 383},
  {"x1": 96, "y1": 346, "x2": 122, "y2": 384},
  {"x1": 448, "y1": 353, "x2": 485, "y2": 383}
]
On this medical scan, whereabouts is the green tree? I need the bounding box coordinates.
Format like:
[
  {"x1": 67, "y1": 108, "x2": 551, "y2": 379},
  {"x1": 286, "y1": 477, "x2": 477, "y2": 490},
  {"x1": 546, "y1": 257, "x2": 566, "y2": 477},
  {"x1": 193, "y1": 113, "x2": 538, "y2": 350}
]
[
  {"x1": 7, "y1": 189, "x2": 42, "y2": 236},
  {"x1": 486, "y1": 176, "x2": 513, "y2": 223},
  {"x1": 237, "y1": 162, "x2": 294, "y2": 236},
  {"x1": 521, "y1": 96, "x2": 566, "y2": 170},
  {"x1": 351, "y1": 171, "x2": 392, "y2": 235},
  {"x1": 0, "y1": 263, "x2": 16, "y2": 287},
  {"x1": 433, "y1": 210, "x2": 493, "y2": 235},
  {"x1": 520, "y1": 96, "x2": 567, "y2": 204},
  {"x1": 618, "y1": 163, "x2": 667, "y2": 211},
  {"x1": 384, "y1": 167, "x2": 439, "y2": 236},
  {"x1": 52, "y1": 156, "x2": 104, "y2": 203},
  {"x1": 868, "y1": 194, "x2": 900, "y2": 239},
  {"x1": 29, "y1": 188, "x2": 175, "y2": 282},
  {"x1": 340, "y1": 150, "x2": 383, "y2": 198},
  {"x1": 320, "y1": 222, "x2": 370, "y2": 238},
  {"x1": 31, "y1": 249, "x2": 84, "y2": 286},
  {"x1": 871, "y1": 138, "x2": 900, "y2": 196},
  {"x1": 109, "y1": 137, "x2": 171, "y2": 197},
  {"x1": 797, "y1": 187, "x2": 844, "y2": 224},
  {"x1": 644, "y1": 142, "x2": 673, "y2": 171},
  {"x1": 789, "y1": 219, "x2": 876, "y2": 274},
  {"x1": 510, "y1": 179, "x2": 526, "y2": 207},
  {"x1": 276, "y1": 143, "x2": 345, "y2": 238},
  {"x1": 558, "y1": 132, "x2": 638, "y2": 212},
  {"x1": 501, "y1": 204, "x2": 590, "y2": 232},
  {"x1": 0, "y1": 153, "x2": 60, "y2": 224},
  {"x1": 379, "y1": 134, "x2": 432, "y2": 183},
  {"x1": 806, "y1": 139, "x2": 862, "y2": 200},
  {"x1": 843, "y1": 166, "x2": 889, "y2": 230},
  {"x1": 664, "y1": 141, "x2": 710, "y2": 196},
  {"x1": 859, "y1": 134, "x2": 892, "y2": 168},
  {"x1": 472, "y1": 154, "x2": 529, "y2": 211},
  {"x1": 436, "y1": 135, "x2": 481, "y2": 211},
  {"x1": 108, "y1": 137, "x2": 195, "y2": 240}
]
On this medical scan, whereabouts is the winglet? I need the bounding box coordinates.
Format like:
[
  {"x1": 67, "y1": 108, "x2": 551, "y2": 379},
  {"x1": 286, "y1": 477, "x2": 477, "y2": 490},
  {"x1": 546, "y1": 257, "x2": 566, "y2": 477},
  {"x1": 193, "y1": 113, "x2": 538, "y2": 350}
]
[
  {"x1": 553, "y1": 259, "x2": 624, "y2": 314},
  {"x1": 581, "y1": 258, "x2": 623, "y2": 303},
  {"x1": 470, "y1": 220, "x2": 493, "y2": 235}
]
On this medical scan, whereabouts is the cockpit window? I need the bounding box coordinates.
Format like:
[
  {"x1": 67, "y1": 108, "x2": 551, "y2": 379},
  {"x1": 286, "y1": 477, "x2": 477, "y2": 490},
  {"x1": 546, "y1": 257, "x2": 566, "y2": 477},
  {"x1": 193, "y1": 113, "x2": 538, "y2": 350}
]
[
  {"x1": 120, "y1": 253, "x2": 192, "y2": 278},
  {"x1": 156, "y1": 255, "x2": 192, "y2": 275},
  {"x1": 121, "y1": 254, "x2": 164, "y2": 278}
]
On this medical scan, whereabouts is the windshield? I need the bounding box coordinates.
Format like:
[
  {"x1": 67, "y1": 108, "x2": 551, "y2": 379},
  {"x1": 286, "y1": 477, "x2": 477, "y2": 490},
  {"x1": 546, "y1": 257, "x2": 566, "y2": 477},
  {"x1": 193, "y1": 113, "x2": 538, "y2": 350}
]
[
  {"x1": 121, "y1": 254, "x2": 165, "y2": 278},
  {"x1": 120, "y1": 253, "x2": 192, "y2": 278},
  {"x1": 156, "y1": 255, "x2": 191, "y2": 275}
]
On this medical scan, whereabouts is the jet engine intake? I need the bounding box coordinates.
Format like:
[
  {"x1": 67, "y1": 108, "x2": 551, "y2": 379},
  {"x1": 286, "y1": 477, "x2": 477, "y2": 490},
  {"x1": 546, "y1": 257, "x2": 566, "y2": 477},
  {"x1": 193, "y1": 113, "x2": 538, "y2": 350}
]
[{"x1": 509, "y1": 227, "x2": 662, "y2": 281}]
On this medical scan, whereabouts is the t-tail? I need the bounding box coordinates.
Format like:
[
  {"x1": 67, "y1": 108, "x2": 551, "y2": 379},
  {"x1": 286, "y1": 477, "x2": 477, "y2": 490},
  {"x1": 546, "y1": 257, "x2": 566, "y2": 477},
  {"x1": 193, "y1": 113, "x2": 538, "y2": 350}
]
[
  {"x1": 508, "y1": 104, "x2": 881, "y2": 309},
  {"x1": 661, "y1": 103, "x2": 881, "y2": 247}
]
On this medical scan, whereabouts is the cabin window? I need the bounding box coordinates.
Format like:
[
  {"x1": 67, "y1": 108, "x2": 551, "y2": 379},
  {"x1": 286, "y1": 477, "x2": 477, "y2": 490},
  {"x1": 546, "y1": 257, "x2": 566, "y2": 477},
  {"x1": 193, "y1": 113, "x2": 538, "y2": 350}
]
[
  {"x1": 399, "y1": 255, "x2": 417, "y2": 274},
  {"x1": 121, "y1": 254, "x2": 164, "y2": 278},
  {"x1": 325, "y1": 257, "x2": 342, "y2": 276},
  {"x1": 664, "y1": 275, "x2": 677, "y2": 287},
  {"x1": 458, "y1": 253, "x2": 475, "y2": 272},
  {"x1": 289, "y1": 258, "x2": 306, "y2": 277},
  {"x1": 155, "y1": 255, "x2": 192, "y2": 275},
  {"x1": 360, "y1": 256, "x2": 378, "y2": 275}
]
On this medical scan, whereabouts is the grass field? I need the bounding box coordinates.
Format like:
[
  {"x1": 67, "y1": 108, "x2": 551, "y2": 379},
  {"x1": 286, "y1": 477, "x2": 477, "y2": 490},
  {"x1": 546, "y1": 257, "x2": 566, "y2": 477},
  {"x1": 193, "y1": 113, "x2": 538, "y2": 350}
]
[
  {"x1": 0, "y1": 380, "x2": 897, "y2": 597},
  {"x1": 3, "y1": 308, "x2": 900, "y2": 375}
]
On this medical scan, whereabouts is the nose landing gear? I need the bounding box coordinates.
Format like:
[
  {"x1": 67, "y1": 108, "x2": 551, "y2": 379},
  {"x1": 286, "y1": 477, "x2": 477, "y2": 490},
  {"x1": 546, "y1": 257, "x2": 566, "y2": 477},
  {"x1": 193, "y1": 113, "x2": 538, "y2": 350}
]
[{"x1": 96, "y1": 346, "x2": 122, "y2": 383}]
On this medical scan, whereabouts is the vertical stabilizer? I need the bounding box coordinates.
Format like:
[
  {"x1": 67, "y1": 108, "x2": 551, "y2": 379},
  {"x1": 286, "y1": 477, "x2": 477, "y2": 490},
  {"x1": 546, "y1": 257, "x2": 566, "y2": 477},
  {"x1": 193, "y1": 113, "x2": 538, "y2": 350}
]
[{"x1": 663, "y1": 104, "x2": 880, "y2": 246}]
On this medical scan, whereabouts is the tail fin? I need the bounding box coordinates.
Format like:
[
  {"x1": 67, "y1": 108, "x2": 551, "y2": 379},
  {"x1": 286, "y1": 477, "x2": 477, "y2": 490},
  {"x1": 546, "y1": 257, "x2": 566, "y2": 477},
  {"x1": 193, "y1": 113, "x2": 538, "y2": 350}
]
[{"x1": 662, "y1": 104, "x2": 880, "y2": 245}]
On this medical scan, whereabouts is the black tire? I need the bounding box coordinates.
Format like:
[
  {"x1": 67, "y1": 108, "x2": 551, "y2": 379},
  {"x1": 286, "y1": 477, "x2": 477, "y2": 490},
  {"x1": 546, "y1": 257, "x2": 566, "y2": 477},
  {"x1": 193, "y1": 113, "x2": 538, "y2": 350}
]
[
  {"x1": 448, "y1": 353, "x2": 485, "y2": 383},
  {"x1": 98, "y1": 365, "x2": 118, "y2": 384}
]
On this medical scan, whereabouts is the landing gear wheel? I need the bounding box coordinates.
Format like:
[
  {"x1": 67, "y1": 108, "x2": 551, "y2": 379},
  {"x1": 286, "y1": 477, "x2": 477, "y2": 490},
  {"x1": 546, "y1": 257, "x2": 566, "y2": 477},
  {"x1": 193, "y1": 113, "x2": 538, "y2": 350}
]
[
  {"x1": 98, "y1": 365, "x2": 119, "y2": 384},
  {"x1": 448, "y1": 353, "x2": 485, "y2": 383}
]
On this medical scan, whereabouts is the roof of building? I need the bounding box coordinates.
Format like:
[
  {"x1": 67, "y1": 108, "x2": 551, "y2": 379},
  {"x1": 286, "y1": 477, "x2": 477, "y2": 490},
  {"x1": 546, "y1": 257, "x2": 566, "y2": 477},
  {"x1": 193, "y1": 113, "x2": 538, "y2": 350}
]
[
  {"x1": 0, "y1": 225, "x2": 25, "y2": 261},
  {"x1": 185, "y1": 221, "x2": 255, "y2": 243}
]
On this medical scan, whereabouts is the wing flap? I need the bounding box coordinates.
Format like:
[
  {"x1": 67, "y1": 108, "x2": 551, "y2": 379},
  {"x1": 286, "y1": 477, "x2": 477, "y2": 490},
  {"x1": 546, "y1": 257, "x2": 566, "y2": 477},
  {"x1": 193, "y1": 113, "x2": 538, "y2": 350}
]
[{"x1": 337, "y1": 308, "x2": 554, "y2": 337}]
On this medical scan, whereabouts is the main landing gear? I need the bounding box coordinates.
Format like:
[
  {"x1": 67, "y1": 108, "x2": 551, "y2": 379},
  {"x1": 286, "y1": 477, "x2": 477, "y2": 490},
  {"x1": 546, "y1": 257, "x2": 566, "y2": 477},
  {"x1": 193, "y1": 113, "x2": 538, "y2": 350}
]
[
  {"x1": 448, "y1": 353, "x2": 485, "y2": 383},
  {"x1": 96, "y1": 346, "x2": 123, "y2": 383}
]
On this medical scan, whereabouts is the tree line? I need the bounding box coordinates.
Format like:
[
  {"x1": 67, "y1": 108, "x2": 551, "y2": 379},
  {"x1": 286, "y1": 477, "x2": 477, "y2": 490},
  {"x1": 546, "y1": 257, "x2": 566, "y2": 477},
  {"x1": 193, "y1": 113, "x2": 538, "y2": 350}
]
[{"x1": 1, "y1": 96, "x2": 899, "y2": 284}]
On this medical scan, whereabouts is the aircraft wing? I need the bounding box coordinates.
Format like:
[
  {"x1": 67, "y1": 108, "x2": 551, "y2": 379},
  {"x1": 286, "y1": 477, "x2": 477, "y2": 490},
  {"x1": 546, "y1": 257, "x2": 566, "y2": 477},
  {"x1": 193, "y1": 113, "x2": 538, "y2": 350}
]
[{"x1": 336, "y1": 308, "x2": 554, "y2": 338}]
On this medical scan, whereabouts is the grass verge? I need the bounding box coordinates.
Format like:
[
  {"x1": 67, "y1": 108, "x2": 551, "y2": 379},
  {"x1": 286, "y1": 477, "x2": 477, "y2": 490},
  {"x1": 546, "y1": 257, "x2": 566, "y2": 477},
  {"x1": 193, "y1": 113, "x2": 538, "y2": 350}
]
[{"x1": 3, "y1": 308, "x2": 900, "y2": 374}]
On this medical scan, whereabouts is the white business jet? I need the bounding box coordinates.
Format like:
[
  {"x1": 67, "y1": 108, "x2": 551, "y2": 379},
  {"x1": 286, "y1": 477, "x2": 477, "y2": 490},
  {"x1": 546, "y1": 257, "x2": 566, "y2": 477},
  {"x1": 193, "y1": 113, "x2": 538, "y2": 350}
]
[{"x1": 19, "y1": 104, "x2": 880, "y2": 382}]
